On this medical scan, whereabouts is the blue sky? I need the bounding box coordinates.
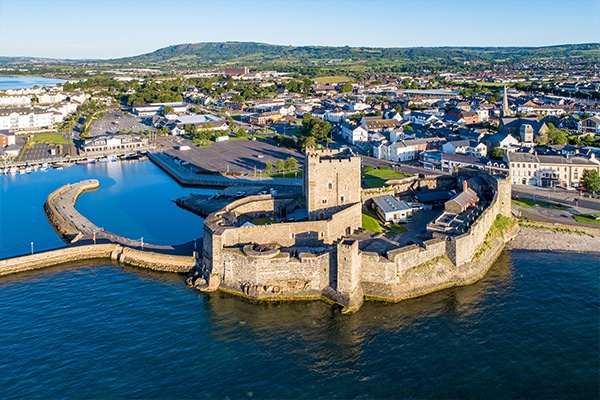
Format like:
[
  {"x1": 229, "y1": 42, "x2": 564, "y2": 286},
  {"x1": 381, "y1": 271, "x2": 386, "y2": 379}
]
[{"x1": 1, "y1": 0, "x2": 598, "y2": 59}]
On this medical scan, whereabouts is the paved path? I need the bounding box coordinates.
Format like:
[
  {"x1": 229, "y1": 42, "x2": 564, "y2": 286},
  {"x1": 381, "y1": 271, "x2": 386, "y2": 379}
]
[{"x1": 46, "y1": 180, "x2": 184, "y2": 253}]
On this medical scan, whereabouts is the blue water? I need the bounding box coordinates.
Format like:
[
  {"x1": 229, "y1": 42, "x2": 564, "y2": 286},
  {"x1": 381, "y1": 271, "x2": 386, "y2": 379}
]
[
  {"x1": 0, "y1": 160, "x2": 212, "y2": 258},
  {"x1": 0, "y1": 75, "x2": 66, "y2": 91},
  {"x1": 0, "y1": 160, "x2": 598, "y2": 399}
]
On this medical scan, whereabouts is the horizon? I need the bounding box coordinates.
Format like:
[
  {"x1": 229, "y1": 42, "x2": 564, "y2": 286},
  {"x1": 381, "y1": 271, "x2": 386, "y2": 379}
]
[{"x1": 1, "y1": 0, "x2": 599, "y2": 60}]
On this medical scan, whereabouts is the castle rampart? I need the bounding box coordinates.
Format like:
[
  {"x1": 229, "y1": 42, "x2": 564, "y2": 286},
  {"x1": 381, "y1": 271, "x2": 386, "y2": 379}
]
[{"x1": 198, "y1": 149, "x2": 517, "y2": 312}]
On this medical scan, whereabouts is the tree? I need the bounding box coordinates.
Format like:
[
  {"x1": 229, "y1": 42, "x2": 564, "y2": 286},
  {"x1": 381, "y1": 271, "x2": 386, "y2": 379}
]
[
  {"x1": 340, "y1": 83, "x2": 353, "y2": 93},
  {"x1": 581, "y1": 169, "x2": 600, "y2": 194},
  {"x1": 161, "y1": 106, "x2": 174, "y2": 115},
  {"x1": 284, "y1": 157, "x2": 298, "y2": 171},
  {"x1": 265, "y1": 160, "x2": 273, "y2": 174},
  {"x1": 489, "y1": 147, "x2": 504, "y2": 160},
  {"x1": 547, "y1": 123, "x2": 568, "y2": 145},
  {"x1": 275, "y1": 159, "x2": 285, "y2": 172}
]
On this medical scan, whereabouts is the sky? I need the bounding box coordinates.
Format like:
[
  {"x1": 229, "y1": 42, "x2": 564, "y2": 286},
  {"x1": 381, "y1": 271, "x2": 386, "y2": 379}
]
[{"x1": 0, "y1": 0, "x2": 599, "y2": 60}]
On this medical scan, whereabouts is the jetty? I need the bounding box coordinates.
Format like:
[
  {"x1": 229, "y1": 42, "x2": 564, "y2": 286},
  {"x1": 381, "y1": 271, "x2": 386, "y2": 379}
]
[{"x1": 43, "y1": 179, "x2": 180, "y2": 251}]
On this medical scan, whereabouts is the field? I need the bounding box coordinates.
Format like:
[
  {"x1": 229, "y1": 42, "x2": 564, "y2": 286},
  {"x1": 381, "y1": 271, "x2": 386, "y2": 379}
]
[
  {"x1": 313, "y1": 76, "x2": 353, "y2": 85},
  {"x1": 28, "y1": 133, "x2": 70, "y2": 145},
  {"x1": 362, "y1": 213, "x2": 384, "y2": 233},
  {"x1": 572, "y1": 213, "x2": 600, "y2": 225},
  {"x1": 512, "y1": 197, "x2": 569, "y2": 210},
  {"x1": 362, "y1": 166, "x2": 411, "y2": 188}
]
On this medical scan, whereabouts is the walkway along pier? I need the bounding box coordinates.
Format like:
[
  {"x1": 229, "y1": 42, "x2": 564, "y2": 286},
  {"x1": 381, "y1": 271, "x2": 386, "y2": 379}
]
[
  {"x1": 0, "y1": 244, "x2": 196, "y2": 276},
  {"x1": 23, "y1": 179, "x2": 198, "y2": 275},
  {"x1": 44, "y1": 179, "x2": 176, "y2": 250}
]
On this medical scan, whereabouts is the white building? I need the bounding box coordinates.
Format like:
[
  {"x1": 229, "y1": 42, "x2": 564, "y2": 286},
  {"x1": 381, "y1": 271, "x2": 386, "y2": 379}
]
[
  {"x1": 81, "y1": 134, "x2": 149, "y2": 153},
  {"x1": 0, "y1": 95, "x2": 31, "y2": 107},
  {"x1": 0, "y1": 107, "x2": 54, "y2": 130},
  {"x1": 442, "y1": 140, "x2": 487, "y2": 158},
  {"x1": 371, "y1": 195, "x2": 413, "y2": 223},
  {"x1": 340, "y1": 121, "x2": 368, "y2": 144}
]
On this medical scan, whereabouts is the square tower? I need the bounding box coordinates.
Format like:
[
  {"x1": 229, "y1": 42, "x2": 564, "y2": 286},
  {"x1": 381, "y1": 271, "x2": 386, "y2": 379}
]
[{"x1": 303, "y1": 146, "x2": 361, "y2": 220}]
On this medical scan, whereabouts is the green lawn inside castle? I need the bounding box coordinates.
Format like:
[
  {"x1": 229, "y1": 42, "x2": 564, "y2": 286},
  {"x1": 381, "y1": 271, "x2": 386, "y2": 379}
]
[{"x1": 190, "y1": 146, "x2": 517, "y2": 313}]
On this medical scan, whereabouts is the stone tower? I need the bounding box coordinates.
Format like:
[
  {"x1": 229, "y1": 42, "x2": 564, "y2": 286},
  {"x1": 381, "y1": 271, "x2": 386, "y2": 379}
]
[{"x1": 303, "y1": 146, "x2": 361, "y2": 221}]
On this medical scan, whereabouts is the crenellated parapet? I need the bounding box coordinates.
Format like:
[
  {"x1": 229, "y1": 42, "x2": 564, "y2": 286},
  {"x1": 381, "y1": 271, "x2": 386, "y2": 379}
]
[{"x1": 199, "y1": 152, "x2": 516, "y2": 313}]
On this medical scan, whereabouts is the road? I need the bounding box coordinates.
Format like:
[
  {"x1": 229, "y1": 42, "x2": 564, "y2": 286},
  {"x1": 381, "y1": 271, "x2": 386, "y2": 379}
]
[{"x1": 512, "y1": 185, "x2": 600, "y2": 212}]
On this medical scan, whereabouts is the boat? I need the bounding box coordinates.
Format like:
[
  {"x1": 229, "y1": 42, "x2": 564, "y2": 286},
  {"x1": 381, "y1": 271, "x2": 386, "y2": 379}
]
[
  {"x1": 24, "y1": 166, "x2": 32, "y2": 174},
  {"x1": 76, "y1": 159, "x2": 96, "y2": 165},
  {"x1": 40, "y1": 163, "x2": 49, "y2": 171},
  {"x1": 99, "y1": 156, "x2": 117, "y2": 163},
  {"x1": 8, "y1": 166, "x2": 17, "y2": 175}
]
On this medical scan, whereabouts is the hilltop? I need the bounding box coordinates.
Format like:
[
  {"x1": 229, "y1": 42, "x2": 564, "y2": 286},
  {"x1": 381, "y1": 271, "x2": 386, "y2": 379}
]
[
  {"x1": 2, "y1": 42, "x2": 599, "y2": 75},
  {"x1": 113, "y1": 42, "x2": 600, "y2": 73}
]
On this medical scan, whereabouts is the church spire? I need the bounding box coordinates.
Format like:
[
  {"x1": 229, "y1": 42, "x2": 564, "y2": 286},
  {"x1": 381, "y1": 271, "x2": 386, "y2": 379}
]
[{"x1": 502, "y1": 86, "x2": 511, "y2": 117}]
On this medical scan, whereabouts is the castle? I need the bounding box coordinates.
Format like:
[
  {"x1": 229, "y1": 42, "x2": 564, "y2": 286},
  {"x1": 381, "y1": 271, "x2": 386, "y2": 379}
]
[{"x1": 196, "y1": 146, "x2": 515, "y2": 313}]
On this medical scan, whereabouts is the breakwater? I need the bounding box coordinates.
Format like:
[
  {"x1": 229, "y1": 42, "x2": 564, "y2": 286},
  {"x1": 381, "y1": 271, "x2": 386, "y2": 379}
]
[
  {"x1": 44, "y1": 179, "x2": 100, "y2": 243},
  {"x1": 44, "y1": 179, "x2": 176, "y2": 250},
  {"x1": 0, "y1": 244, "x2": 196, "y2": 277}
]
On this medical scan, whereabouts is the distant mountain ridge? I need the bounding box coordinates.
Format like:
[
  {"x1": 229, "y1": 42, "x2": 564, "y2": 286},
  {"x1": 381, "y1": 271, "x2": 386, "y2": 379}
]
[
  {"x1": 2, "y1": 42, "x2": 599, "y2": 72},
  {"x1": 113, "y1": 41, "x2": 600, "y2": 71}
]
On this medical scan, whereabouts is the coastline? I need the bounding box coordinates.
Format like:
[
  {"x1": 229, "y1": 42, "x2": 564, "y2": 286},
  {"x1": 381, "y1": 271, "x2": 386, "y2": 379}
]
[{"x1": 508, "y1": 223, "x2": 600, "y2": 254}]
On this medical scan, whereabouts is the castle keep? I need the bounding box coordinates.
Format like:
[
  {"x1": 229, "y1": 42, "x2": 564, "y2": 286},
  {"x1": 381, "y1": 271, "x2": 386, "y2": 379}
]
[{"x1": 198, "y1": 146, "x2": 515, "y2": 313}]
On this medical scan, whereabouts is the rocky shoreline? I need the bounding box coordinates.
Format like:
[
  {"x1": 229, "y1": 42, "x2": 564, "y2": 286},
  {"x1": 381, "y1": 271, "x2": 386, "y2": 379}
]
[{"x1": 508, "y1": 224, "x2": 600, "y2": 254}]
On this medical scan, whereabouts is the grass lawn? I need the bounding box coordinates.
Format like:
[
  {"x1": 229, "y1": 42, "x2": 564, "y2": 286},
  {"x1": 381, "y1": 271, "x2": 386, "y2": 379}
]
[
  {"x1": 362, "y1": 166, "x2": 411, "y2": 188},
  {"x1": 362, "y1": 213, "x2": 384, "y2": 233},
  {"x1": 252, "y1": 217, "x2": 277, "y2": 225},
  {"x1": 572, "y1": 213, "x2": 600, "y2": 225},
  {"x1": 512, "y1": 197, "x2": 569, "y2": 210},
  {"x1": 29, "y1": 133, "x2": 70, "y2": 145},
  {"x1": 385, "y1": 223, "x2": 408, "y2": 236},
  {"x1": 262, "y1": 170, "x2": 302, "y2": 178},
  {"x1": 314, "y1": 76, "x2": 353, "y2": 84}
]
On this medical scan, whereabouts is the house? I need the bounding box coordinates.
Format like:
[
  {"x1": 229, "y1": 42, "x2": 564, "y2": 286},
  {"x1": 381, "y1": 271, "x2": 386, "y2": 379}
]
[
  {"x1": 441, "y1": 153, "x2": 508, "y2": 175},
  {"x1": 340, "y1": 121, "x2": 368, "y2": 144},
  {"x1": 483, "y1": 133, "x2": 519, "y2": 150},
  {"x1": 374, "y1": 137, "x2": 443, "y2": 162},
  {"x1": 442, "y1": 140, "x2": 487, "y2": 158},
  {"x1": 404, "y1": 111, "x2": 440, "y2": 126},
  {"x1": 578, "y1": 115, "x2": 600, "y2": 135},
  {"x1": 371, "y1": 195, "x2": 413, "y2": 223},
  {"x1": 0, "y1": 130, "x2": 15, "y2": 147},
  {"x1": 246, "y1": 111, "x2": 282, "y2": 125},
  {"x1": 360, "y1": 116, "x2": 402, "y2": 132},
  {"x1": 2, "y1": 144, "x2": 20, "y2": 159},
  {"x1": 446, "y1": 108, "x2": 480, "y2": 125},
  {"x1": 445, "y1": 181, "x2": 479, "y2": 214}
]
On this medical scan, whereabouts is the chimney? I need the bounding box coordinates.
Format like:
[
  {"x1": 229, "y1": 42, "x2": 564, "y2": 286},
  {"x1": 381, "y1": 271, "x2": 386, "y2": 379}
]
[{"x1": 463, "y1": 180, "x2": 468, "y2": 192}]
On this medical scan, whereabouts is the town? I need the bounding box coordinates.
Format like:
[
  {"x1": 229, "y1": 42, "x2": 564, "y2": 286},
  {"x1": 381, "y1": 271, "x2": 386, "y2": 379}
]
[{"x1": 1, "y1": 50, "x2": 599, "y2": 198}]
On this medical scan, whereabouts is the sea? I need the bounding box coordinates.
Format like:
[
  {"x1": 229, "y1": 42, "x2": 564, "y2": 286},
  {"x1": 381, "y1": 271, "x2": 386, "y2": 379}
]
[
  {"x1": 0, "y1": 160, "x2": 598, "y2": 399},
  {"x1": 0, "y1": 75, "x2": 66, "y2": 91}
]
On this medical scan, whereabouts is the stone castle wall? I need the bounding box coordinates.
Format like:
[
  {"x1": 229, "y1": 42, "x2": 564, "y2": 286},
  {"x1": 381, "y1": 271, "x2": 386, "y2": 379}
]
[{"x1": 201, "y1": 168, "x2": 515, "y2": 312}]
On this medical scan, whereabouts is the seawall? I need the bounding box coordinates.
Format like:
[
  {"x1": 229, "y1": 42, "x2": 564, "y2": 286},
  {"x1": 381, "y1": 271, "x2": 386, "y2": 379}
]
[
  {"x1": 0, "y1": 244, "x2": 196, "y2": 277},
  {"x1": 148, "y1": 152, "x2": 302, "y2": 188}
]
